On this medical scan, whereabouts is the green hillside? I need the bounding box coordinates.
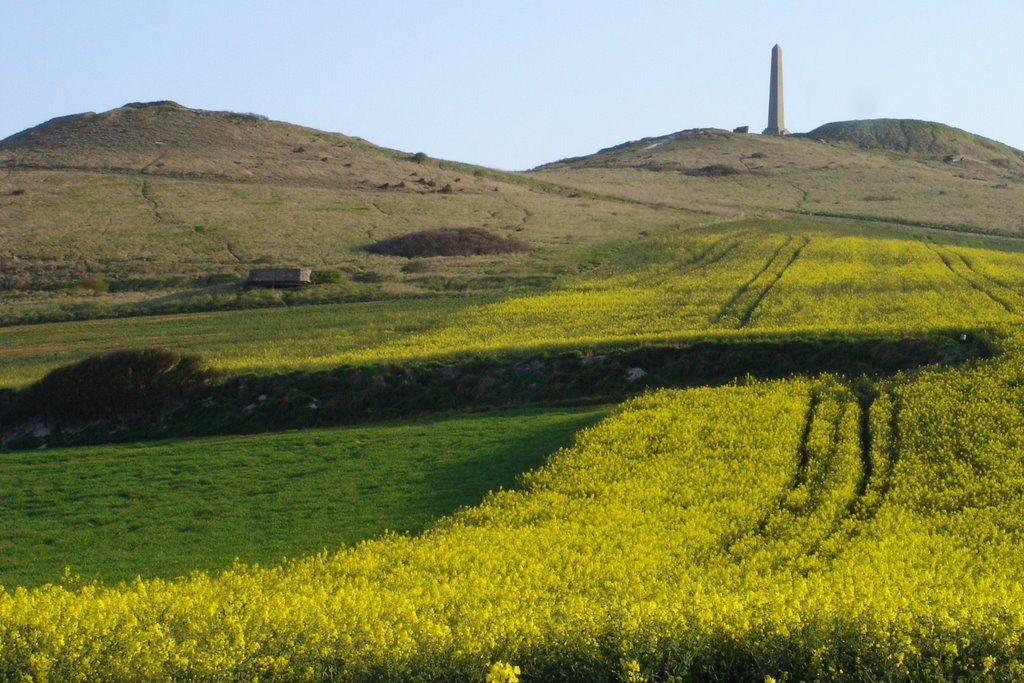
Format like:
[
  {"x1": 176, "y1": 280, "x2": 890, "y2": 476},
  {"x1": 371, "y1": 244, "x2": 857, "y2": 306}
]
[
  {"x1": 7, "y1": 104, "x2": 1024, "y2": 330},
  {"x1": 805, "y1": 118, "x2": 1024, "y2": 167},
  {"x1": 3, "y1": 215, "x2": 1015, "y2": 389},
  {"x1": 534, "y1": 123, "x2": 1024, "y2": 236},
  {"x1": 0, "y1": 102, "x2": 698, "y2": 325}
]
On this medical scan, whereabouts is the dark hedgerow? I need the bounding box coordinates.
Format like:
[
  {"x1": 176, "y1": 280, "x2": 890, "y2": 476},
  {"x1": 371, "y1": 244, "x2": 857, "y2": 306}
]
[
  {"x1": 367, "y1": 227, "x2": 530, "y2": 258},
  {"x1": 1, "y1": 349, "x2": 219, "y2": 427},
  {"x1": 683, "y1": 164, "x2": 743, "y2": 177}
]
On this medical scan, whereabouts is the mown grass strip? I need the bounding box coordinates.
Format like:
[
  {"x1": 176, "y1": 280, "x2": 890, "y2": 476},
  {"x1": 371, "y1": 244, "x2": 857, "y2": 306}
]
[{"x1": 0, "y1": 405, "x2": 608, "y2": 587}]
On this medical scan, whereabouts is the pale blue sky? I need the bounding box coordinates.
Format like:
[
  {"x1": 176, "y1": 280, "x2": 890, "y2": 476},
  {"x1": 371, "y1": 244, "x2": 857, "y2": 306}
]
[{"x1": 3, "y1": 1, "x2": 1022, "y2": 169}]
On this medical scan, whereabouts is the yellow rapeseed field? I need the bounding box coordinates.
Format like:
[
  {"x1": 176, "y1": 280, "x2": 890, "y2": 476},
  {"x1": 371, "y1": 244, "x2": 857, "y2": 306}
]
[{"x1": 296, "y1": 226, "x2": 1024, "y2": 369}]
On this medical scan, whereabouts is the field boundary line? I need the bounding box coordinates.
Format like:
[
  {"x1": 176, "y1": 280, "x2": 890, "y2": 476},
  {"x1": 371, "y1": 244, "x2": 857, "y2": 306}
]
[{"x1": 785, "y1": 208, "x2": 1024, "y2": 242}]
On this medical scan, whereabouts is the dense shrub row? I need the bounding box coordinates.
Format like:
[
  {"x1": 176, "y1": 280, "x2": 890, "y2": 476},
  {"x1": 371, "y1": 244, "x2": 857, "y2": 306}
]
[
  {"x1": 1, "y1": 349, "x2": 218, "y2": 428},
  {"x1": 0, "y1": 334, "x2": 987, "y2": 449}
]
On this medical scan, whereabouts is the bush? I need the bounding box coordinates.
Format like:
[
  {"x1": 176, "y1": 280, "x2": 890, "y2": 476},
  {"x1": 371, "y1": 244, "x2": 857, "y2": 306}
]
[
  {"x1": 352, "y1": 271, "x2": 382, "y2": 283},
  {"x1": 367, "y1": 228, "x2": 530, "y2": 258},
  {"x1": 79, "y1": 275, "x2": 109, "y2": 293},
  {"x1": 311, "y1": 269, "x2": 346, "y2": 285},
  {"x1": 684, "y1": 164, "x2": 743, "y2": 177},
  {"x1": 2, "y1": 350, "x2": 219, "y2": 427}
]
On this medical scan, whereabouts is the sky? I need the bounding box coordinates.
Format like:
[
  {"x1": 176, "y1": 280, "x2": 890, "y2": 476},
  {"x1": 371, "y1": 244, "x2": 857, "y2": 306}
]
[{"x1": 3, "y1": 1, "x2": 1023, "y2": 170}]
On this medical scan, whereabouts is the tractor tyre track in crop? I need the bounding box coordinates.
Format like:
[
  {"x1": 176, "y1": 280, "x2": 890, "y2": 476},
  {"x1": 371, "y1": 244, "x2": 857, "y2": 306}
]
[
  {"x1": 925, "y1": 242, "x2": 1015, "y2": 313},
  {"x1": 738, "y1": 236, "x2": 810, "y2": 327},
  {"x1": 711, "y1": 234, "x2": 808, "y2": 327}
]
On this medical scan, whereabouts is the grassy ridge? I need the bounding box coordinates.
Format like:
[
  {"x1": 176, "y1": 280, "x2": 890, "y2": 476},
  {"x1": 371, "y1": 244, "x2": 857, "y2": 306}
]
[
  {"x1": 804, "y1": 118, "x2": 1024, "y2": 165},
  {"x1": 0, "y1": 102, "x2": 705, "y2": 324},
  {"x1": 0, "y1": 168, "x2": 695, "y2": 326},
  {"x1": 0, "y1": 406, "x2": 607, "y2": 587},
  {"x1": 534, "y1": 126, "x2": 1024, "y2": 235}
]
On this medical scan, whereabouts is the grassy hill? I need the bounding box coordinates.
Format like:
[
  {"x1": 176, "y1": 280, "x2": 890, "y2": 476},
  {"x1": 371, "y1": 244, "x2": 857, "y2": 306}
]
[
  {"x1": 805, "y1": 118, "x2": 1024, "y2": 168},
  {"x1": 534, "y1": 122, "x2": 1024, "y2": 236},
  {"x1": 4, "y1": 105, "x2": 1024, "y2": 329},
  {"x1": 0, "y1": 102, "x2": 699, "y2": 324}
]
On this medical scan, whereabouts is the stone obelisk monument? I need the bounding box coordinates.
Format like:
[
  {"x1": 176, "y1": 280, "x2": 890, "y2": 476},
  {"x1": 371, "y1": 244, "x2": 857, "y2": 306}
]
[{"x1": 762, "y1": 44, "x2": 789, "y2": 135}]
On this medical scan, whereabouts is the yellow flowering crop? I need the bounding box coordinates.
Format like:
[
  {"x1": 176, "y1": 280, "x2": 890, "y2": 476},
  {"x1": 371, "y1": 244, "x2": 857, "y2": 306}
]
[{"x1": 327, "y1": 227, "x2": 1024, "y2": 367}]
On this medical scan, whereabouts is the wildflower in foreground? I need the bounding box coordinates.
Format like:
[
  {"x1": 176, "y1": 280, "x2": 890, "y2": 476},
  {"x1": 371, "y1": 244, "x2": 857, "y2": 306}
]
[{"x1": 486, "y1": 660, "x2": 521, "y2": 683}]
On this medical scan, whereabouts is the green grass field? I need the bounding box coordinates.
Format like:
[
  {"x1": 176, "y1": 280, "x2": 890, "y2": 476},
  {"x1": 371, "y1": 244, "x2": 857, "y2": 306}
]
[
  {"x1": 0, "y1": 405, "x2": 607, "y2": 587},
  {"x1": 0, "y1": 295, "x2": 488, "y2": 388}
]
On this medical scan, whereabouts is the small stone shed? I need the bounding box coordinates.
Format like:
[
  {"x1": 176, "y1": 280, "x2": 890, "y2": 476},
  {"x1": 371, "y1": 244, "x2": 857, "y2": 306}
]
[{"x1": 246, "y1": 268, "x2": 312, "y2": 288}]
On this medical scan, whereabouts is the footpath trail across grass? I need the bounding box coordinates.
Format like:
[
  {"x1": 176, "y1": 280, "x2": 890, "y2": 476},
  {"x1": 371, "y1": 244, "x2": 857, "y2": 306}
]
[{"x1": 0, "y1": 405, "x2": 608, "y2": 588}]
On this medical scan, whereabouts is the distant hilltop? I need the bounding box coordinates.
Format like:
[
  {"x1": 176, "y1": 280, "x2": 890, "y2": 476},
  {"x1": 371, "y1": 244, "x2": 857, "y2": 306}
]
[
  {"x1": 534, "y1": 119, "x2": 1024, "y2": 174},
  {"x1": 0, "y1": 101, "x2": 271, "y2": 151},
  {"x1": 2, "y1": 102, "x2": 1022, "y2": 174},
  {"x1": 805, "y1": 119, "x2": 1024, "y2": 164},
  {"x1": 0, "y1": 101, "x2": 412, "y2": 186}
]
